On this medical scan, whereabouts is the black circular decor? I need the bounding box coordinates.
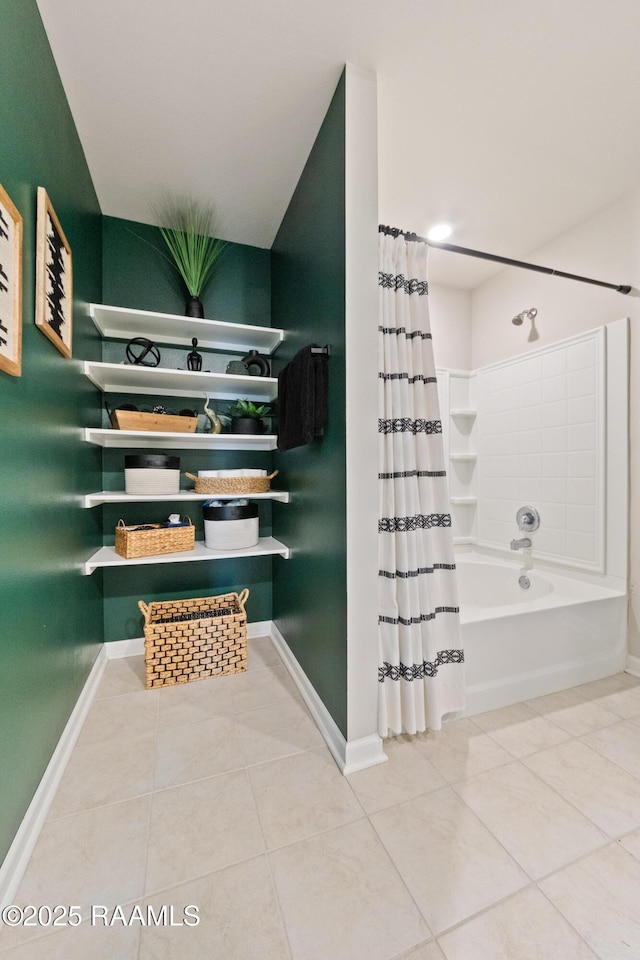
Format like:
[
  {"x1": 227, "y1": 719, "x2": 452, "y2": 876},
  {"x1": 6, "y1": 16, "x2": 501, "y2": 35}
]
[{"x1": 125, "y1": 337, "x2": 161, "y2": 366}]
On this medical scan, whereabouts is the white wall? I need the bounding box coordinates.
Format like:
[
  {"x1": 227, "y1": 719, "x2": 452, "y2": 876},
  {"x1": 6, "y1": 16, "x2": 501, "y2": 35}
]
[
  {"x1": 470, "y1": 189, "x2": 640, "y2": 655},
  {"x1": 471, "y1": 191, "x2": 640, "y2": 368},
  {"x1": 430, "y1": 282, "x2": 472, "y2": 370}
]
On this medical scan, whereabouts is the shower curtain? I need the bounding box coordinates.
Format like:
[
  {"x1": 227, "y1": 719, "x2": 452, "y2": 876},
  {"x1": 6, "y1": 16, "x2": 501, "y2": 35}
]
[{"x1": 378, "y1": 229, "x2": 465, "y2": 737}]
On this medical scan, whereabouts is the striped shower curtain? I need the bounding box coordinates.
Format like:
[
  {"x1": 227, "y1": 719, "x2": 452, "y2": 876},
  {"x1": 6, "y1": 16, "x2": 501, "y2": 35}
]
[{"x1": 378, "y1": 229, "x2": 465, "y2": 737}]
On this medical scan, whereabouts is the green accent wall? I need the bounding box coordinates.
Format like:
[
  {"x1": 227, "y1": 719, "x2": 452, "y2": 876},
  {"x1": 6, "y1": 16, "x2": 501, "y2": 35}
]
[
  {"x1": 271, "y1": 72, "x2": 348, "y2": 737},
  {"x1": 100, "y1": 217, "x2": 274, "y2": 640},
  {"x1": 0, "y1": 0, "x2": 103, "y2": 864},
  {"x1": 102, "y1": 216, "x2": 271, "y2": 325}
]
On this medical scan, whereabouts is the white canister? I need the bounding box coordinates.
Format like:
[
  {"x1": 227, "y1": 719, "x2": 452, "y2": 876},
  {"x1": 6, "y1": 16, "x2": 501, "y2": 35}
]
[
  {"x1": 124, "y1": 455, "x2": 181, "y2": 495},
  {"x1": 203, "y1": 501, "x2": 259, "y2": 550}
]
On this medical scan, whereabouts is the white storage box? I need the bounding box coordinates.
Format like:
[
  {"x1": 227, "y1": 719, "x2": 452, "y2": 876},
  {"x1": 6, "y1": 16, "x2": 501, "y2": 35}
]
[
  {"x1": 124, "y1": 454, "x2": 181, "y2": 495},
  {"x1": 203, "y1": 501, "x2": 259, "y2": 550}
]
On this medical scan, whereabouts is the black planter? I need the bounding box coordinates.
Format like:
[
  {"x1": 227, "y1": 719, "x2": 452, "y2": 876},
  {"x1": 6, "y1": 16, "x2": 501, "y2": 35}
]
[
  {"x1": 230, "y1": 417, "x2": 264, "y2": 435},
  {"x1": 185, "y1": 296, "x2": 204, "y2": 318}
]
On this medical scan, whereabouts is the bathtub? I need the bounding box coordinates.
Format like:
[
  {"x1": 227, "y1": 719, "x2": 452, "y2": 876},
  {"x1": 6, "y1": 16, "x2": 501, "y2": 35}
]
[{"x1": 456, "y1": 552, "x2": 627, "y2": 717}]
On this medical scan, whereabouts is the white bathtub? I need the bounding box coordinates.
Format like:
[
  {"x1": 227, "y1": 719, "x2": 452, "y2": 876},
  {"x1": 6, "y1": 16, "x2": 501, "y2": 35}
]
[{"x1": 456, "y1": 552, "x2": 627, "y2": 716}]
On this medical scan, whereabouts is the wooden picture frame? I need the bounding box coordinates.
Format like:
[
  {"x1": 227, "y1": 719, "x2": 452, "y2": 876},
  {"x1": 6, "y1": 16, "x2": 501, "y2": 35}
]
[
  {"x1": 35, "y1": 186, "x2": 72, "y2": 358},
  {"x1": 0, "y1": 183, "x2": 23, "y2": 377}
]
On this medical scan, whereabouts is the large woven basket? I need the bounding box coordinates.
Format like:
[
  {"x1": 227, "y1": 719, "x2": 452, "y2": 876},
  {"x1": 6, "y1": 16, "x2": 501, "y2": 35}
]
[
  {"x1": 115, "y1": 518, "x2": 194, "y2": 559},
  {"x1": 185, "y1": 470, "x2": 278, "y2": 495},
  {"x1": 139, "y1": 589, "x2": 249, "y2": 688}
]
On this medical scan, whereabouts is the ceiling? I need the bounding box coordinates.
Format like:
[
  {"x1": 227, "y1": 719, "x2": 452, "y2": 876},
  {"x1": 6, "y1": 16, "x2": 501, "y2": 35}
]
[{"x1": 36, "y1": 0, "x2": 640, "y2": 289}]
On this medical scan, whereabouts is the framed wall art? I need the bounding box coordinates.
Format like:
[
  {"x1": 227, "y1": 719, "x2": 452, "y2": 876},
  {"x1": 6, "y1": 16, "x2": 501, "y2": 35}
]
[
  {"x1": 35, "y1": 186, "x2": 73, "y2": 358},
  {"x1": 0, "y1": 182, "x2": 23, "y2": 377}
]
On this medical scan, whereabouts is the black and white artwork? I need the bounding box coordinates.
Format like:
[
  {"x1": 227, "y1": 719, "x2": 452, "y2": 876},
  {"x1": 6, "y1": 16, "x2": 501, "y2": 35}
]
[
  {"x1": 35, "y1": 187, "x2": 72, "y2": 358},
  {"x1": 0, "y1": 183, "x2": 23, "y2": 377}
]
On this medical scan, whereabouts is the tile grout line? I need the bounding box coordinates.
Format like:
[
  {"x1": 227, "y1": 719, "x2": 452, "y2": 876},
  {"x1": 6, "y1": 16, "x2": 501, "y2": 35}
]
[
  {"x1": 447, "y1": 753, "x2": 617, "y2": 882},
  {"x1": 534, "y1": 876, "x2": 603, "y2": 958},
  {"x1": 10, "y1": 652, "x2": 640, "y2": 958},
  {"x1": 242, "y1": 749, "x2": 296, "y2": 960}
]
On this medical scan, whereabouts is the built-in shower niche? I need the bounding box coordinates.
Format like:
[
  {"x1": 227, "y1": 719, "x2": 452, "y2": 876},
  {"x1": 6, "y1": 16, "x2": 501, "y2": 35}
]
[{"x1": 438, "y1": 369, "x2": 477, "y2": 542}]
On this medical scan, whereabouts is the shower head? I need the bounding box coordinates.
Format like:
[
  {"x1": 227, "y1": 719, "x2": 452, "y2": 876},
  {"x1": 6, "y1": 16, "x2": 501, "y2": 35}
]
[{"x1": 512, "y1": 307, "x2": 537, "y2": 326}]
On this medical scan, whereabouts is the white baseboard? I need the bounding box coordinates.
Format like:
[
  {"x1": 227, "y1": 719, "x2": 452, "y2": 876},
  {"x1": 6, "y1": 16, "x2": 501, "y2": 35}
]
[
  {"x1": 342, "y1": 734, "x2": 388, "y2": 775},
  {"x1": 626, "y1": 654, "x2": 640, "y2": 678},
  {"x1": 269, "y1": 622, "x2": 386, "y2": 775},
  {"x1": 0, "y1": 645, "x2": 108, "y2": 909},
  {"x1": 104, "y1": 620, "x2": 273, "y2": 660},
  {"x1": 105, "y1": 636, "x2": 144, "y2": 658}
]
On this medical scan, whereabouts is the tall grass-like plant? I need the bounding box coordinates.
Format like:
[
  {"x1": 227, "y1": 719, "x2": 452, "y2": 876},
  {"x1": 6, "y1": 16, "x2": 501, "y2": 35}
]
[{"x1": 156, "y1": 198, "x2": 227, "y2": 314}]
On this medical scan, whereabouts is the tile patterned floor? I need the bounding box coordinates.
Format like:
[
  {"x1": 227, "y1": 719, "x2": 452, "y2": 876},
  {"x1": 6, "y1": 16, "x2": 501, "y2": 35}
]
[{"x1": 2, "y1": 638, "x2": 640, "y2": 958}]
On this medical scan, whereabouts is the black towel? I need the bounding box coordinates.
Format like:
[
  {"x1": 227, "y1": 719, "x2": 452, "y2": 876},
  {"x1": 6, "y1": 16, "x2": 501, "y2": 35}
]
[{"x1": 277, "y1": 344, "x2": 328, "y2": 451}]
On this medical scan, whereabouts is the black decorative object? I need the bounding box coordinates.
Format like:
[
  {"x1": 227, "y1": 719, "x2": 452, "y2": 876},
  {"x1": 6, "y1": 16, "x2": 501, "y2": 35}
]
[
  {"x1": 185, "y1": 296, "x2": 204, "y2": 319},
  {"x1": 187, "y1": 337, "x2": 203, "y2": 371},
  {"x1": 242, "y1": 349, "x2": 270, "y2": 377},
  {"x1": 226, "y1": 359, "x2": 249, "y2": 375},
  {"x1": 125, "y1": 337, "x2": 161, "y2": 366}
]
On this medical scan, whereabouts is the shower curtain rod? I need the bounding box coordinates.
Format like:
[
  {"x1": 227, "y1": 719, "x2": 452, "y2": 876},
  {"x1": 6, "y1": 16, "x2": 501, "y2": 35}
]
[{"x1": 378, "y1": 224, "x2": 634, "y2": 295}]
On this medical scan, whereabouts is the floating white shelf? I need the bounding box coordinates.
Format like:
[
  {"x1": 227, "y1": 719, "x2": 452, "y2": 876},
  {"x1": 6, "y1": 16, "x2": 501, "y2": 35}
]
[
  {"x1": 83, "y1": 428, "x2": 277, "y2": 451},
  {"x1": 450, "y1": 497, "x2": 478, "y2": 505},
  {"x1": 449, "y1": 453, "x2": 477, "y2": 462},
  {"x1": 450, "y1": 409, "x2": 477, "y2": 418},
  {"x1": 83, "y1": 537, "x2": 290, "y2": 575},
  {"x1": 89, "y1": 303, "x2": 284, "y2": 354},
  {"x1": 83, "y1": 490, "x2": 290, "y2": 508},
  {"x1": 82, "y1": 361, "x2": 278, "y2": 401}
]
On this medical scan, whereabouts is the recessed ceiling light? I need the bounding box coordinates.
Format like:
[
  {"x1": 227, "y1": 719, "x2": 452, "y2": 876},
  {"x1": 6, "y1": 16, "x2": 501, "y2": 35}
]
[{"x1": 427, "y1": 223, "x2": 453, "y2": 242}]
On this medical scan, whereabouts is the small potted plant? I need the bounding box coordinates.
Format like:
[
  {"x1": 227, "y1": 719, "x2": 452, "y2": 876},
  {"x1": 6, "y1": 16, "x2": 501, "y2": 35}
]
[{"x1": 228, "y1": 399, "x2": 270, "y2": 435}]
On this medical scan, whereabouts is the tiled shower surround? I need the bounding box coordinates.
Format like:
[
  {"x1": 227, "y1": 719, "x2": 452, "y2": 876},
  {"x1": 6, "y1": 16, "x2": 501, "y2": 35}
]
[
  {"x1": 441, "y1": 325, "x2": 609, "y2": 570},
  {"x1": 477, "y1": 327, "x2": 603, "y2": 568}
]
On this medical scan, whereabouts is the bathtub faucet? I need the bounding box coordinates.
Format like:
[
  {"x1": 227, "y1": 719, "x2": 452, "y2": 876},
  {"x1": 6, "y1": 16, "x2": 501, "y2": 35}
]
[{"x1": 510, "y1": 537, "x2": 532, "y2": 551}]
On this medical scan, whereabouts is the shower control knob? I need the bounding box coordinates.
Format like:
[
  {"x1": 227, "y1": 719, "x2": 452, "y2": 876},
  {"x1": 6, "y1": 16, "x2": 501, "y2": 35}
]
[{"x1": 516, "y1": 506, "x2": 540, "y2": 533}]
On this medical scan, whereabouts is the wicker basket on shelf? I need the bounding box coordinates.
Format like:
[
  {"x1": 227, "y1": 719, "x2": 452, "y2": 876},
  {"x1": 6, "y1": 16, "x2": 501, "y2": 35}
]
[
  {"x1": 115, "y1": 518, "x2": 194, "y2": 559},
  {"x1": 185, "y1": 470, "x2": 278, "y2": 495},
  {"x1": 139, "y1": 589, "x2": 249, "y2": 688}
]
